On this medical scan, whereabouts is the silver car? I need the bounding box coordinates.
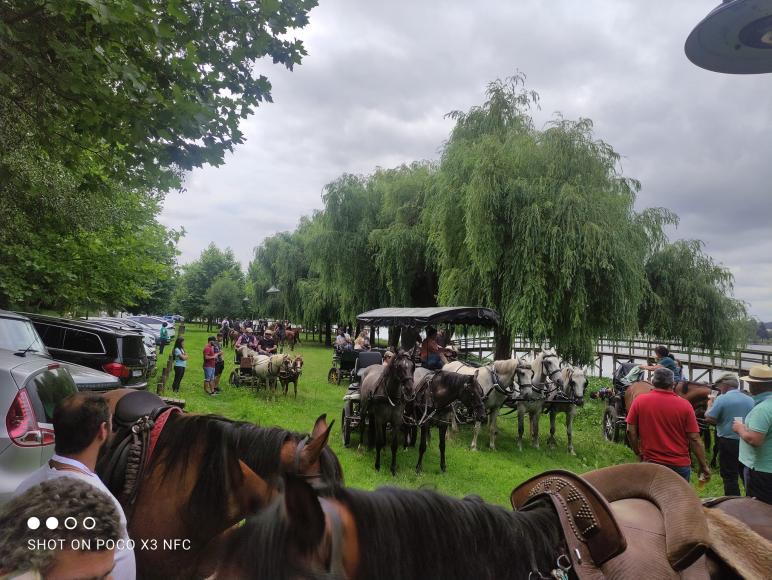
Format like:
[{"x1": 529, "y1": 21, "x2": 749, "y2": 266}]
[{"x1": 0, "y1": 349, "x2": 79, "y2": 504}]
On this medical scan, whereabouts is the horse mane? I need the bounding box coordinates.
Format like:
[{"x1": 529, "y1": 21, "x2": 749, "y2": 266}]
[
  {"x1": 492, "y1": 358, "x2": 518, "y2": 376},
  {"x1": 149, "y1": 413, "x2": 242, "y2": 530},
  {"x1": 434, "y1": 370, "x2": 472, "y2": 392},
  {"x1": 338, "y1": 487, "x2": 561, "y2": 579},
  {"x1": 220, "y1": 487, "x2": 562, "y2": 580}
]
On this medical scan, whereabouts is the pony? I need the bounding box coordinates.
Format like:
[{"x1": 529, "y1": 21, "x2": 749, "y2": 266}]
[
  {"x1": 443, "y1": 358, "x2": 530, "y2": 451},
  {"x1": 279, "y1": 354, "x2": 304, "y2": 397},
  {"x1": 405, "y1": 369, "x2": 486, "y2": 473},
  {"x1": 515, "y1": 349, "x2": 563, "y2": 450},
  {"x1": 545, "y1": 366, "x2": 587, "y2": 455},
  {"x1": 358, "y1": 351, "x2": 415, "y2": 474},
  {"x1": 99, "y1": 390, "x2": 342, "y2": 579},
  {"x1": 215, "y1": 477, "x2": 564, "y2": 580},
  {"x1": 237, "y1": 345, "x2": 288, "y2": 399}
]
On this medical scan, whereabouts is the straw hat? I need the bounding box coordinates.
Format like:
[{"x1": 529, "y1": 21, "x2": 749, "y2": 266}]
[
  {"x1": 743, "y1": 364, "x2": 772, "y2": 384},
  {"x1": 246, "y1": 327, "x2": 254, "y2": 334}
]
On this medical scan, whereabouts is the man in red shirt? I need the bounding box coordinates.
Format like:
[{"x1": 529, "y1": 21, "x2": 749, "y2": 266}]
[
  {"x1": 203, "y1": 335, "x2": 218, "y2": 396},
  {"x1": 626, "y1": 367, "x2": 710, "y2": 483}
]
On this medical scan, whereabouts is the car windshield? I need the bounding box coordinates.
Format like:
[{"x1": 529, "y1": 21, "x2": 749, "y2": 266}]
[{"x1": 0, "y1": 318, "x2": 48, "y2": 355}]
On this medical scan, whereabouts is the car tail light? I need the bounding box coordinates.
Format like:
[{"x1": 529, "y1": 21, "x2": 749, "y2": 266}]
[
  {"x1": 6, "y1": 389, "x2": 54, "y2": 447},
  {"x1": 102, "y1": 362, "x2": 131, "y2": 378}
]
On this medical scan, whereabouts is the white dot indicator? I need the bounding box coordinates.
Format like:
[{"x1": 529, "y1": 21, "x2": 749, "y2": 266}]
[
  {"x1": 82, "y1": 517, "x2": 96, "y2": 530},
  {"x1": 64, "y1": 517, "x2": 77, "y2": 530},
  {"x1": 45, "y1": 517, "x2": 58, "y2": 530},
  {"x1": 27, "y1": 517, "x2": 40, "y2": 530}
]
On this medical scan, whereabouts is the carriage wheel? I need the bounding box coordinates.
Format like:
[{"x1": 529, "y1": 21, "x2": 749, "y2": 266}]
[
  {"x1": 229, "y1": 370, "x2": 240, "y2": 387},
  {"x1": 603, "y1": 406, "x2": 620, "y2": 442},
  {"x1": 327, "y1": 368, "x2": 339, "y2": 384},
  {"x1": 341, "y1": 408, "x2": 351, "y2": 447}
]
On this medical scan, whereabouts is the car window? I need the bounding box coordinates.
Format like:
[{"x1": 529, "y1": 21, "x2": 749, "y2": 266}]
[
  {"x1": 0, "y1": 318, "x2": 48, "y2": 355},
  {"x1": 26, "y1": 367, "x2": 78, "y2": 422},
  {"x1": 62, "y1": 329, "x2": 105, "y2": 354},
  {"x1": 33, "y1": 322, "x2": 65, "y2": 349}
]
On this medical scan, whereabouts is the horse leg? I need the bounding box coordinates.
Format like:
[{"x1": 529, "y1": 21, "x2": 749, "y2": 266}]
[
  {"x1": 531, "y1": 407, "x2": 540, "y2": 449},
  {"x1": 488, "y1": 407, "x2": 500, "y2": 451},
  {"x1": 416, "y1": 424, "x2": 428, "y2": 473},
  {"x1": 566, "y1": 406, "x2": 576, "y2": 455},
  {"x1": 293, "y1": 379, "x2": 297, "y2": 398},
  {"x1": 517, "y1": 405, "x2": 525, "y2": 451},
  {"x1": 470, "y1": 420, "x2": 480, "y2": 451},
  {"x1": 374, "y1": 415, "x2": 383, "y2": 472},
  {"x1": 390, "y1": 415, "x2": 400, "y2": 476},
  {"x1": 439, "y1": 423, "x2": 448, "y2": 472},
  {"x1": 547, "y1": 408, "x2": 557, "y2": 449}
]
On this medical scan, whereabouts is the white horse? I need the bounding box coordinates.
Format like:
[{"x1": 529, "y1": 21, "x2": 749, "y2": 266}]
[
  {"x1": 443, "y1": 358, "x2": 533, "y2": 451},
  {"x1": 515, "y1": 349, "x2": 562, "y2": 450},
  {"x1": 237, "y1": 346, "x2": 289, "y2": 399},
  {"x1": 545, "y1": 366, "x2": 587, "y2": 455}
]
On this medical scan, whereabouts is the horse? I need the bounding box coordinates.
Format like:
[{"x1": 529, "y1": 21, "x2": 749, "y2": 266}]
[
  {"x1": 97, "y1": 390, "x2": 342, "y2": 579},
  {"x1": 516, "y1": 349, "x2": 562, "y2": 450},
  {"x1": 358, "y1": 351, "x2": 415, "y2": 474},
  {"x1": 406, "y1": 369, "x2": 486, "y2": 472},
  {"x1": 283, "y1": 327, "x2": 302, "y2": 351},
  {"x1": 443, "y1": 358, "x2": 530, "y2": 451},
  {"x1": 237, "y1": 345, "x2": 288, "y2": 398},
  {"x1": 215, "y1": 464, "x2": 772, "y2": 580},
  {"x1": 279, "y1": 355, "x2": 304, "y2": 397},
  {"x1": 544, "y1": 366, "x2": 587, "y2": 455},
  {"x1": 675, "y1": 379, "x2": 714, "y2": 452},
  {"x1": 228, "y1": 328, "x2": 239, "y2": 347}
]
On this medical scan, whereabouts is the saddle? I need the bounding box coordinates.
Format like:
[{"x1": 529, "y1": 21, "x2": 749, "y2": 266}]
[
  {"x1": 511, "y1": 463, "x2": 710, "y2": 579},
  {"x1": 97, "y1": 390, "x2": 177, "y2": 509}
]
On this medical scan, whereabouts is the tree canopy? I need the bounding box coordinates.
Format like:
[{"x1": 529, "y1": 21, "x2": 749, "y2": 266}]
[
  {"x1": 245, "y1": 75, "x2": 746, "y2": 362},
  {"x1": 172, "y1": 244, "x2": 243, "y2": 321}
]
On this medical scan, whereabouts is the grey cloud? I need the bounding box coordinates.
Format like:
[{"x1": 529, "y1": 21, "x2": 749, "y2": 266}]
[{"x1": 160, "y1": 0, "x2": 772, "y2": 318}]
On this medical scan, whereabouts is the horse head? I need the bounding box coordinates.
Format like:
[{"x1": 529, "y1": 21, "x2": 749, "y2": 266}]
[
  {"x1": 516, "y1": 363, "x2": 535, "y2": 399},
  {"x1": 540, "y1": 349, "x2": 562, "y2": 383},
  {"x1": 561, "y1": 367, "x2": 586, "y2": 405},
  {"x1": 389, "y1": 351, "x2": 416, "y2": 401},
  {"x1": 464, "y1": 373, "x2": 487, "y2": 424}
]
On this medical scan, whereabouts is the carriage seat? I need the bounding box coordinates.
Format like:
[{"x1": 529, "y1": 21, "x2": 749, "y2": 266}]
[
  {"x1": 343, "y1": 384, "x2": 361, "y2": 401},
  {"x1": 354, "y1": 351, "x2": 383, "y2": 378},
  {"x1": 512, "y1": 464, "x2": 710, "y2": 579}
]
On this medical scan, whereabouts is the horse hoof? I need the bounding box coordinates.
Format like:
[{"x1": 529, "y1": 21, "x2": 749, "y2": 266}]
[
  {"x1": 569, "y1": 449, "x2": 576, "y2": 456},
  {"x1": 470, "y1": 445, "x2": 478, "y2": 451},
  {"x1": 391, "y1": 468, "x2": 397, "y2": 476},
  {"x1": 441, "y1": 466, "x2": 447, "y2": 473}
]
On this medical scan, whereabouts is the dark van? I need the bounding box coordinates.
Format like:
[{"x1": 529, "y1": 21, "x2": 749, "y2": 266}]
[{"x1": 24, "y1": 314, "x2": 149, "y2": 390}]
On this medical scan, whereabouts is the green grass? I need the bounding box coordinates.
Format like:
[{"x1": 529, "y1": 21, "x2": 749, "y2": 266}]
[{"x1": 166, "y1": 325, "x2": 725, "y2": 506}]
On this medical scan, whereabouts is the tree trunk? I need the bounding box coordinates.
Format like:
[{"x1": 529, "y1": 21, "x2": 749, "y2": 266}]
[
  {"x1": 324, "y1": 320, "x2": 332, "y2": 347},
  {"x1": 369, "y1": 326, "x2": 376, "y2": 347},
  {"x1": 388, "y1": 326, "x2": 401, "y2": 349},
  {"x1": 494, "y1": 326, "x2": 513, "y2": 360}
]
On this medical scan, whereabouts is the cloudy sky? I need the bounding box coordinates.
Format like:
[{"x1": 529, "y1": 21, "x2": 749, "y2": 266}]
[{"x1": 159, "y1": 0, "x2": 772, "y2": 319}]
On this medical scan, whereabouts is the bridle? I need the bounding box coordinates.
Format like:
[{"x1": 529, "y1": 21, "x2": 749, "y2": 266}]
[{"x1": 291, "y1": 436, "x2": 334, "y2": 493}]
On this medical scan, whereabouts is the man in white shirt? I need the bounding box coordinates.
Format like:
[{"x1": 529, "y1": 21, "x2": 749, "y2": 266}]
[{"x1": 15, "y1": 393, "x2": 136, "y2": 580}]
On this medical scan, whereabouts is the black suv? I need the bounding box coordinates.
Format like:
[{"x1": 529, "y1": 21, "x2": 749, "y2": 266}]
[{"x1": 23, "y1": 313, "x2": 149, "y2": 390}]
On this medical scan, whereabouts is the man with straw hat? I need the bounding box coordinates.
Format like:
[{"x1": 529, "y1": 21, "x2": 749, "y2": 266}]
[{"x1": 734, "y1": 364, "x2": 772, "y2": 504}]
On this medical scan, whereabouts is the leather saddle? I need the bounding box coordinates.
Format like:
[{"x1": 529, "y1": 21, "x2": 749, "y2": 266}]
[
  {"x1": 511, "y1": 463, "x2": 710, "y2": 579},
  {"x1": 97, "y1": 390, "x2": 171, "y2": 503}
]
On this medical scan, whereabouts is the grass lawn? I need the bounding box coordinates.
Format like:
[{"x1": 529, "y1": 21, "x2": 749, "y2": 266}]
[{"x1": 164, "y1": 324, "x2": 725, "y2": 506}]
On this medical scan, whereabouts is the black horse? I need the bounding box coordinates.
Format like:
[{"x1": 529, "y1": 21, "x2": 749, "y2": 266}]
[
  {"x1": 358, "y1": 351, "x2": 415, "y2": 474},
  {"x1": 406, "y1": 369, "x2": 486, "y2": 473}
]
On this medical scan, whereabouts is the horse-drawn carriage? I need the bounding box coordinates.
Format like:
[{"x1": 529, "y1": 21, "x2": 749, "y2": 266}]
[
  {"x1": 601, "y1": 360, "x2": 640, "y2": 442},
  {"x1": 229, "y1": 349, "x2": 264, "y2": 389},
  {"x1": 339, "y1": 307, "x2": 500, "y2": 454},
  {"x1": 327, "y1": 346, "x2": 359, "y2": 385}
]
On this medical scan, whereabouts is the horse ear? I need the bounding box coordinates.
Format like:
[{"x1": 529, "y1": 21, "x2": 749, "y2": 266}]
[
  {"x1": 300, "y1": 415, "x2": 334, "y2": 471},
  {"x1": 283, "y1": 477, "x2": 326, "y2": 554}
]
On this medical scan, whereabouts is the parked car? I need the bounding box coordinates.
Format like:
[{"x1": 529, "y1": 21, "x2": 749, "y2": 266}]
[
  {"x1": 0, "y1": 349, "x2": 79, "y2": 504},
  {"x1": 89, "y1": 317, "x2": 157, "y2": 379},
  {"x1": 128, "y1": 315, "x2": 175, "y2": 339},
  {"x1": 0, "y1": 311, "x2": 121, "y2": 392},
  {"x1": 24, "y1": 313, "x2": 149, "y2": 390}
]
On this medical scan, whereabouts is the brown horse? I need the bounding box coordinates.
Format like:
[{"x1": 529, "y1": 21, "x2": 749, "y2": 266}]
[
  {"x1": 284, "y1": 327, "x2": 302, "y2": 351},
  {"x1": 215, "y1": 464, "x2": 772, "y2": 580},
  {"x1": 280, "y1": 355, "x2": 303, "y2": 397},
  {"x1": 100, "y1": 389, "x2": 341, "y2": 579}
]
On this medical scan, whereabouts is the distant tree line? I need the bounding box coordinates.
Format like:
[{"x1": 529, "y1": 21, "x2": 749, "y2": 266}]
[{"x1": 243, "y1": 76, "x2": 748, "y2": 364}]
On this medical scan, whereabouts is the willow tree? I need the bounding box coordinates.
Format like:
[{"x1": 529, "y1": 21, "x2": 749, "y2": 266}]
[
  {"x1": 640, "y1": 240, "x2": 747, "y2": 353},
  {"x1": 428, "y1": 75, "x2": 675, "y2": 363}
]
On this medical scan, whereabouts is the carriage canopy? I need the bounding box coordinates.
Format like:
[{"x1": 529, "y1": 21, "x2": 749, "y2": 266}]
[{"x1": 356, "y1": 307, "x2": 500, "y2": 328}]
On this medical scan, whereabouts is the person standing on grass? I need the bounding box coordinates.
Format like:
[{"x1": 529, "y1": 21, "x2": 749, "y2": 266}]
[
  {"x1": 203, "y1": 335, "x2": 218, "y2": 396},
  {"x1": 734, "y1": 364, "x2": 772, "y2": 504},
  {"x1": 213, "y1": 332, "x2": 225, "y2": 393},
  {"x1": 705, "y1": 372, "x2": 754, "y2": 495},
  {"x1": 171, "y1": 337, "x2": 188, "y2": 393},
  {"x1": 626, "y1": 367, "x2": 711, "y2": 483},
  {"x1": 158, "y1": 321, "x2": 170, "y2": 354}
]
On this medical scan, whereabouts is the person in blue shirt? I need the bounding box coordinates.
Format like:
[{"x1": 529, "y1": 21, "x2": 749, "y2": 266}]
[
  {"x1": 158, "y1": 322, "x2": 170, "y2": 354},
  {"x1": 705, "y1": 372, "x2": 754, "y2": 495},
  {"x1": 639, "y1": 345, "x2": 682, "y2": 382}
]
